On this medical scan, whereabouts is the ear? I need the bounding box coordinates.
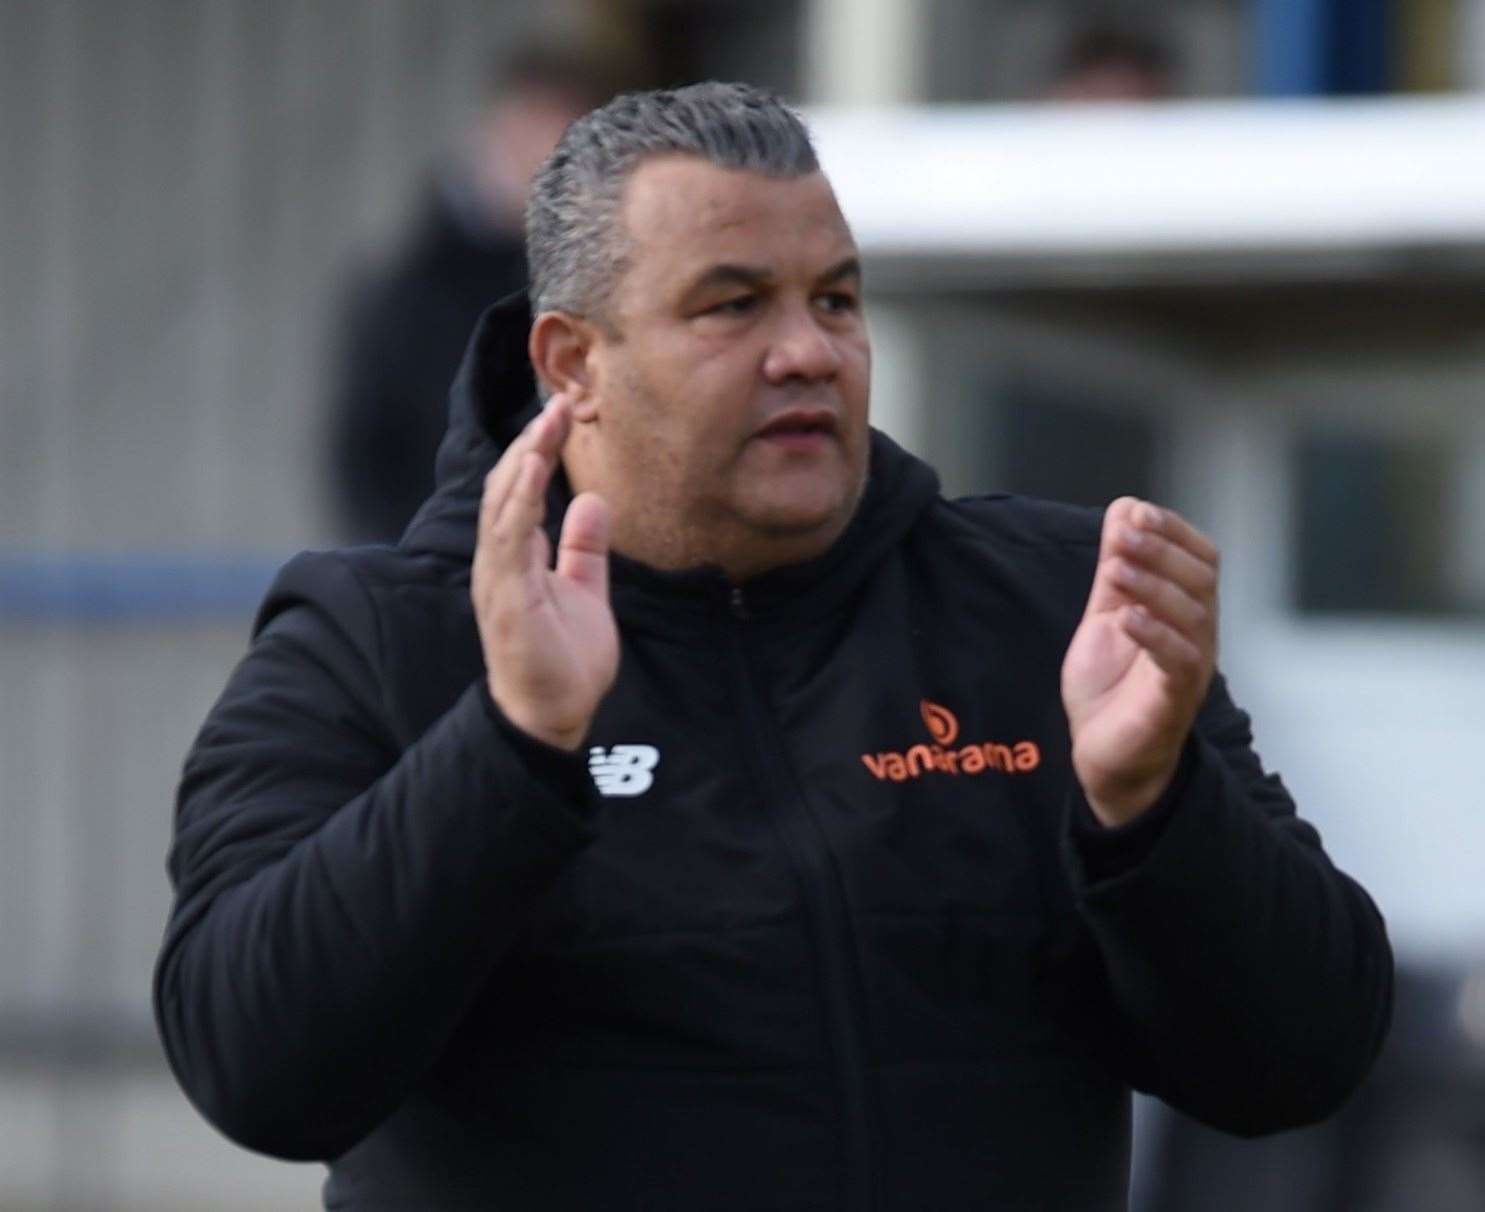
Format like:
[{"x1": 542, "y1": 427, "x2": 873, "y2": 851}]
[{"x1": 529, "y1": 312, "x2": 600, "y2": 421}]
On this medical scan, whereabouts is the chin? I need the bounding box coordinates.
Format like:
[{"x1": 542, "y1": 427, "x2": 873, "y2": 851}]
[{"x1": 741, "y1": 479, "x2": 858, "y2": 539}]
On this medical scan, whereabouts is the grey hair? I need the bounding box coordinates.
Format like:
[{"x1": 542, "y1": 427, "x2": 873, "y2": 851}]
[{"x1": 525, "y1": 81, "x2": 819, "y2": 323}]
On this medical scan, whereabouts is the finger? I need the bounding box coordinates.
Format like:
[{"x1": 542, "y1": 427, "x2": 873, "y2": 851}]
[
  {"x1": 555, "y1": 492, "x2": 612, "y2": 596},
  {"x1": 1128, "y1": 500, "x2": 1219, "y2": 569},
  {"x1": 1108, "y1": 526, "x2": 1219, "y2": 605},
  {"x1": 488, "y1": 449, "x2": 555, "y2": 581},
  {"x1": 479, "y1": 396, "x2": 572, "y2": 539},
  {"x1": 525, "y1": 394, "x2": 573, "y2": 464},
  {"x1": 1120, "y1": 604, "x2": 1208, "y2": 685},
  {"x1": 1087, "y1": 497, "x2": 1148, "y2": 613},
  {"x1": 1094, "y1": 497, "x2": 1131, "y2": 561},
  {"x1": 1107, "y1": 558, "x2": 1212, "y2": 642},
  {"x1": 479, "y1": 424, "x2": 543, "y2": 541}
]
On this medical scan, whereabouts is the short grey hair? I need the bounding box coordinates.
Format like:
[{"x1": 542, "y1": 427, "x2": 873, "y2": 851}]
[{"x1": 525, "y1": 81, "x2": 819, "y2": 323}]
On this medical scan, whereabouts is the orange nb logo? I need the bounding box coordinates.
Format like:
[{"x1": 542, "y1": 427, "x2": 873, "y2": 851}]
[{"x1": 862, "y1": 699, "x2": 1041, "y2": 783}]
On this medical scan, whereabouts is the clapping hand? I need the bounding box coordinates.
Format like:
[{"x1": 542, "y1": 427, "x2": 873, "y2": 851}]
[
  {"x1": 1061, "y1": 498, "x2": 1220, "y2": 827},
  {"x1": 472, "y1": 397, "x2": 618, "y2": 751}
]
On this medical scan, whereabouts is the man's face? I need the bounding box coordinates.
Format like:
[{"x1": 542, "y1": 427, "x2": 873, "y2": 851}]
[{"x1": 580, "y1": 156, "x2": 870, "y2": 569}]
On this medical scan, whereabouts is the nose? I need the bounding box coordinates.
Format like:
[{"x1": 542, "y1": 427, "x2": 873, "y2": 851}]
[{"x1": 762, "y1": 304, "x2": 842, "y2": 385}]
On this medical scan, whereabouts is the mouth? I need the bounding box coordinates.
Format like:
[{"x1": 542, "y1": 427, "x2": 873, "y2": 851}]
[{"x1": 753, "y1": 408, "x2": 840, "y2": 449}]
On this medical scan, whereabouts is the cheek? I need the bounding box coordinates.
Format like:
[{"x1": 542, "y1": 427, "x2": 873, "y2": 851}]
[
  {"x1": 652, "y1": 355, "x2": 757, "y2": 452},
  {"x1": 602, "y1": 333, "x2": 764, "y2": 472},
  {"x1": 605, "y1": 359, "x2": 723, "y2": 480},
  {"x1": 847, "y1": 332, "x2": 872, "y2": 390},
  {"x1": 839, "y1": 337, "x2": 873, "y2": 430}
]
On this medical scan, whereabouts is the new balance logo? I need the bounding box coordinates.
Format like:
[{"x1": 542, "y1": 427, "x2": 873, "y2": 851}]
[{"x1": 588, "y1": 744, "x2": 660, "y2": 797}]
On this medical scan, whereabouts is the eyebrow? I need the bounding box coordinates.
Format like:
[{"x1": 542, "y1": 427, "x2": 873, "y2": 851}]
[
  {"x1": 683, "y1": 256, "x2": 863, "y2": 299},
  {"x1": 818, "y1": 256, "x2": 863, "y2": 287},
  {"x1": 685, "y1": 263, "x2": 771, "y2": 297}
]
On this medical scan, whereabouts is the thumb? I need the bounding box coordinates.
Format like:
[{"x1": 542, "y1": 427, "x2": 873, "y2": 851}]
[{"x1": 555, "y1": 492, "x2": 612, "y2": 597}]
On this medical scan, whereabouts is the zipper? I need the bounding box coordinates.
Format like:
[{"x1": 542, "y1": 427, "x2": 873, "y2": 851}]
[{"x1": 727, "y1": 595, "x2": 880, "y2": 1212}]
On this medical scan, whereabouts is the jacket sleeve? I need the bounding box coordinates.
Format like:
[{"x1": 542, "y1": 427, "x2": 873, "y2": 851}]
[
  {"x1": 153, "y1": 554, "x2": 596, "y2": 1161},
  {"x1": 1063, "y1": 672, "x2": 1393, "y2": 1136}
]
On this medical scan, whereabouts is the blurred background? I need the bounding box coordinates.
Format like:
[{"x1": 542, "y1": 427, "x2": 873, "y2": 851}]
[{"x1": 3, "y1": 0, "x2": 1485, "y2": 1207}]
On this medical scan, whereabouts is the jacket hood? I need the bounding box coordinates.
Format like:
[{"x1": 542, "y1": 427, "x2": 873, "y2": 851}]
[
  {"x1": 401, "y1": 292, "x2": 941, "y2": 616},
  {"x1": 402, "y1": 291, "x2": 542, "y2": 558}
]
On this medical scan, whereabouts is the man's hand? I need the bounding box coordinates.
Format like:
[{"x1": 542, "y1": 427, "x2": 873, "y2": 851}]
[
  {"x1": 472, "y1": 397, "x2": 618, "y2": 751},
  {"x1": 1061, "y1": 497, "x2": 1220, "y2": 828}
]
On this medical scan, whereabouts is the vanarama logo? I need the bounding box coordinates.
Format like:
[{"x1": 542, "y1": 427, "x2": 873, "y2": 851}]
[{"x1": 861, "y1": 701, "x2": 1041, "y2": 783}]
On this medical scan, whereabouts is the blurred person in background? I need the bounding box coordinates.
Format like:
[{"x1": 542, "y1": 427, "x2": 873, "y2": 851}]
[
  {"x1": 157, "y1": 83, "x2": 1391, "y2": 1209},
  {"x1": 326, "y1": 40, "x2": 614, "y2": 543},
  {"x1": 1047, "y1": 22, "x2": 1175, "y2": 101}
]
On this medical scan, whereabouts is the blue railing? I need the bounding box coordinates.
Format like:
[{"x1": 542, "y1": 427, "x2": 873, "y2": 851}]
[{"x1": 0, "y1": 553, "x2": 285, "y2": 623}]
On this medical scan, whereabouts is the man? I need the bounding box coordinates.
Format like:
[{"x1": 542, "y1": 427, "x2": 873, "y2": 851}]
[
  {"x1": 326, "y1": 41, "x2": 611, "y2": 542},
  {"x1": 157, "y1": 84, "x2": 1391, "y2": 1210}
]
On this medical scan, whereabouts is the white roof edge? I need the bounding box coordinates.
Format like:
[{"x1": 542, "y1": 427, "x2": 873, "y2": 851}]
[{"x1": 803, "y1": 97, "x2": 1485, "y2": 258}]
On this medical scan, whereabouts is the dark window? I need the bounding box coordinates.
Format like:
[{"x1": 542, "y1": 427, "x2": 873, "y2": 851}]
[
  {"x1": 994, "y1": 382, "x2": 1163, "y2": 509},
  {"x1": 1293, "y1": 431, "x2": 1482, "y2": 616}
]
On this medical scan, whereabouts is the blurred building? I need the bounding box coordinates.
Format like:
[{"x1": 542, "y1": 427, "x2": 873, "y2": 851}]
[{"x1": 4, "y1": 1, "x2": 1485, "y2": 1207}]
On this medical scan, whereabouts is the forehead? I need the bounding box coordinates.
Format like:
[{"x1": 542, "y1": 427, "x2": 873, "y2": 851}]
[{"x1": 615, "y1": 157, "x2": 855, "y2": 292}]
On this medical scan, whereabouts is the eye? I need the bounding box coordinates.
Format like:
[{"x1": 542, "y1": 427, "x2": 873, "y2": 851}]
[
  {"x1": 817, "y1": 290, "x2": 859, "y2": 314},
  {"x1": 706, "y1": 294, "x2": 758, "y2": 316}
]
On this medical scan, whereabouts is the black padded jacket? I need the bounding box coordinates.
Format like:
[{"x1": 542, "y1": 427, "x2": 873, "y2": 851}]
[{"x1": 155, "y1": 295, "x2": 1392, "y2": 1210}]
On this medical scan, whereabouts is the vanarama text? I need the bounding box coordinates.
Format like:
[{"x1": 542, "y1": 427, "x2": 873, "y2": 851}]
[{"x1": 861, "y1": 740, "x2": 1041, "y2": 782}]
